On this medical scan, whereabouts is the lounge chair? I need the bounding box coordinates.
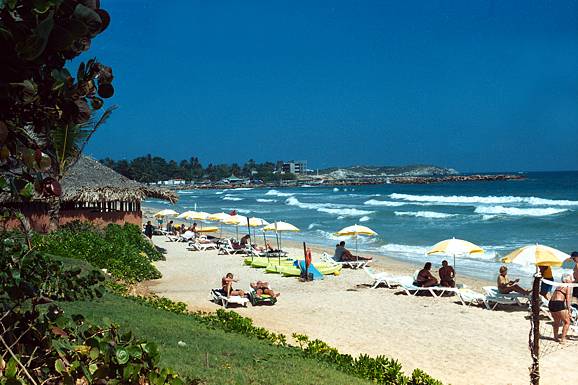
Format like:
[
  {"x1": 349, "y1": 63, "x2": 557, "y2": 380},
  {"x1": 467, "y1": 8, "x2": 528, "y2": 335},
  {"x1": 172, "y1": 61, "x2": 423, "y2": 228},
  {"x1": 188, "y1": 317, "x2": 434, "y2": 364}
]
[
  {"x1": 218, "y1": 239, "x2": 247, "y2": 255},
  {"x1": 187, "y1": 239, "x2": 218, "y2": 251},
  {"x1": 248, "y1": 285, "x2": 278, "y2": 306},
  {"x1": 362, "y1": 266, "x2": 403, "y2": 288},
  {"x1": 456, "y1": 288, "x2": 487, "y2": 307},
  {"x1": 210, "y1": 288, "x2": 249, "y2": 308},
  {"x1": 321, "y1": 252, "x2": 369, "y2": 269},
  {"x1": 481, "y1": 286, "x2": 528, "y2": 310},
  {"x1": 399, "y1": 272, "x2": 461, "y2": 297}
]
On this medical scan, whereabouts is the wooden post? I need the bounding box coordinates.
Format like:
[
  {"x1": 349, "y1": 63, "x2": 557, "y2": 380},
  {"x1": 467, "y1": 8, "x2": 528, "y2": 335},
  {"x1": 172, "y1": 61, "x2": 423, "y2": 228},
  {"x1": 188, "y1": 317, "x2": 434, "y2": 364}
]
[
  {"x1": 529, "y1": 273, "x2": 541, "y2": 385},
  {"x1": 303, "y1": 242, "x2": 308, "y2": 281}
]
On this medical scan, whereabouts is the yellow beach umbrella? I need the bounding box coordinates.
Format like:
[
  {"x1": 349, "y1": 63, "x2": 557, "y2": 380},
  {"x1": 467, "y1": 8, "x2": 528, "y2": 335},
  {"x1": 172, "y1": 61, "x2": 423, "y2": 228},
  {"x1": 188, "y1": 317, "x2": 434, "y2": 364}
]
[
  {"x1": 188, "y1": 211, "x2": 210, "y2": 220},
  {"x1": 502, "y1": 244, "x2": 570, "y2": 267},
  {"x1": 177, "y1": 210, "x2": 196, "y2": 219},
  {"x1": 427, "y1": 237, "x2": 483, "y2": 269},
  {"x1": 263, "y1": 221, "x2": 300, "y2": 252},
  {"x1": 222, "y1": 215, "x2": 248, "y2": 239},
  {"x1": 154, "y1": 209, "x2": 178, "y2": 218},
  {"x1": 207, "y1": 212, "x2": 231, "y2": 237},
  {"x1": 336, "y1": 224, "x2": 378, "y2": 259},
  {"x1": 247, "y1": 217, "x2": 269, "y2": 247},
  {"x1": 196, "y1": 226, "x2": 219, "y2": 233}
]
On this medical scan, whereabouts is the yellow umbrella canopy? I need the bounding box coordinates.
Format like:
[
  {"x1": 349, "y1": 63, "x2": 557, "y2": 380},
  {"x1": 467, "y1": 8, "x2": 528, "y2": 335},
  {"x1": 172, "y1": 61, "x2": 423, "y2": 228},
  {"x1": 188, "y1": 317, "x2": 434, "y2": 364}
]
[
  {"x1": 502, "y1": 244, "x2": 570, "y2": 267},
  {"x1": 177, "y1": 210, "x2": 196, "y2": 219},
  {"x1": 248, "y1": 217, "x2": 269, "y2": 227},
  {"x1": 336, "y1": 224, "x2": 377, "y2": 237},
  {"x1": 154, "y1": 209, "x2": 178, "y2": 218},
  {"x1": 188, "y1": 211, "x2": 210, "y2": 220},
  {"x1": 196, "y1": 226, "x2": 219, "y2": 233},
  {"x1": 263, "y1": 221, "x2": 300, "y2": 232},
  {"x1": 427, "y1": 237, "x2": 483, "y2": 269},
  {"x1": 207, "y1": 212, "x2": 231, "y2": 222}
]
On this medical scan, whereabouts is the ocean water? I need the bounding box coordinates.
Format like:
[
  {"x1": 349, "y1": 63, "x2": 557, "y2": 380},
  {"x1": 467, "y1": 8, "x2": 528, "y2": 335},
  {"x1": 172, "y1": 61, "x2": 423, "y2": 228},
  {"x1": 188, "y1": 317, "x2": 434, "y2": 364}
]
[{"x1": 145, "y1": 172, "x2": 578, "y2": 284}]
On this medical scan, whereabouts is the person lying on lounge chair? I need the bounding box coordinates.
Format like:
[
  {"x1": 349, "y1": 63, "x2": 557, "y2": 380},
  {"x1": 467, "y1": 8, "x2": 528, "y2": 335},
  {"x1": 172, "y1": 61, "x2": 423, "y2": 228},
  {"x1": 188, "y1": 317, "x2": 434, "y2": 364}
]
[
  {"x1": 439, "y1": 260, "x2": 456, "y2": 288},
  {"x1": 415, "y1": 262, "x2": 438, "y2": 287},
  {"x1": 335, "y1": 241, "x2": 372, "y2": 262},
  {"x1": 222, "y1": 273, "x2": 245, "y2": 297},
  {"x1": 250, "y1": 280, "x2": 280, "y2": 298},
  {"x1": 497, "y1": 266, "x2": 530, "y2": 295}
]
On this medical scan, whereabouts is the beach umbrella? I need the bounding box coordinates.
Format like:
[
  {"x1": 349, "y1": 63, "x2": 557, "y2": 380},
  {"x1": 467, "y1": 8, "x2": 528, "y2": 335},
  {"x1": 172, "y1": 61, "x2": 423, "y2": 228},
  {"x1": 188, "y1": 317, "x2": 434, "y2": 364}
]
[
  {"x1": 427, "y1": 237, "x2": 483, "y2": 268},
  {"x1": 222, "y1": 214, "x2": 248, "y2": 240},
  {"x1": 188, "y1": 211, "x2": 210, "y2": 220},
  {"x1": 177, "y1": 210, "x2": 195, "y2": 219},
  {"x1": 336, "y1": 224, "x2": 377, "y2": 261},
  {"x1": 501, "y1": 244, "x2": 570, "y2": 267},
  {"x1": 154, "y1": 209, "x2": 178, "y2": 218},
  {"x1": 207, "y1": 212, "x2": 231, "y2": 238},
  {"x1": 263, "y1": 221, "x2": 300, "y2": 260},
  {"x1": 248, "y1": 217, "x2": 270, "y2": 246}
]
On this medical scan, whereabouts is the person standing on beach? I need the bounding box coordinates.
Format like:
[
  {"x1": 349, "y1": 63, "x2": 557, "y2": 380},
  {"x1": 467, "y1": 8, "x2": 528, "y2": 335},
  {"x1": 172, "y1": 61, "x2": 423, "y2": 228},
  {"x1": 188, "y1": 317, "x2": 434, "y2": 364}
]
[
  {"x1": 144, "y1": 221, "x2": 154, "y2": 239},
  {"x1": 438, "y1": 260, "x2": 455, "y2": 287},
  {"x1": 548, "y1": 274, "x2": 573, "y2": 343},
  {"x1": 571, "y1": 251, "x2": 578, "y2": 300}
]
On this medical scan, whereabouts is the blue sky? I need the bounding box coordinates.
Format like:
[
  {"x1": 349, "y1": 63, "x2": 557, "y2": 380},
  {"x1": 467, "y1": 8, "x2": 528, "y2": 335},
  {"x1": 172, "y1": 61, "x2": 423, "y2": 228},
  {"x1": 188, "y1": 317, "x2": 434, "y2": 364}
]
[{"x1": 83, "y1": 0, "x2": 578, "y2": 172}]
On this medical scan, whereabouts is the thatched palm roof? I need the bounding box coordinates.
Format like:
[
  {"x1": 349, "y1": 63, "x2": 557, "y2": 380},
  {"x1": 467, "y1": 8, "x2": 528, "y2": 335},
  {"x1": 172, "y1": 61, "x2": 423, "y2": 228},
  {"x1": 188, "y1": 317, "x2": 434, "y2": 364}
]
[{"x1": 1, "y1": 156, "x2": 178, "y2": 204}]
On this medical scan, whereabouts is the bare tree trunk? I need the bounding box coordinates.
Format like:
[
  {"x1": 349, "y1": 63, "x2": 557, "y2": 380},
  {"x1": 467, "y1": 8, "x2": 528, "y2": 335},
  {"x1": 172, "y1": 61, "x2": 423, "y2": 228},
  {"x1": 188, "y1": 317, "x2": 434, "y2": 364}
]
[
  {"x1": 529, "y1": 275, "x2": 541, "y2": 385},
  {"x1": 47, "y1": 196, "x2": 61, "y2": 232}
]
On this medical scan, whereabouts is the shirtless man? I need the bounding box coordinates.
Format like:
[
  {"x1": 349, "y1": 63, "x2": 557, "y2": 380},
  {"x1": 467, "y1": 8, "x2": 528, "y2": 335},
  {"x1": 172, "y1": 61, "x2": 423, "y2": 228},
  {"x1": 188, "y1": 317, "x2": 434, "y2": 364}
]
[
  {"x1": 415, "y1": 262, "x2": 438, "y2": 287},
  {"x1": 222, "y1": 273, "x2": 245, "y2": 297},
  {"x1": 497, "y1": 266, "x2": 530, "y2": 295},
  {"x1": 438, "y1": 260, "x2": 456, "y2": 287},
  {"x1": 335, "y1": 241, "x2": 372, "y2": 262},
  {"x1": 250, "y1": 280, "x2": 280, "y2": 298}
]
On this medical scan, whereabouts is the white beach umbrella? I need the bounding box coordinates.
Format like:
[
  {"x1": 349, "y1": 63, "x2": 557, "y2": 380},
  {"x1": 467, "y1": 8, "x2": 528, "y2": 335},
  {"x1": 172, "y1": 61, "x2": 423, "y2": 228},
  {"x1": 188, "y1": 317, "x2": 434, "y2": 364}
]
[
  {"x1": 336, "y1": 224, "x2": 378, "y2": 260},
  {"x1": 177, "y1": 210, "x2": 196, "y2": 219},
  {"x1": 427, "y1": 237, "x2": 484, "y2": 269},
  {"x1": 207, "y1": 212, "x2": 231, "y2": 238},
  {"x1": 154, "y1": 209, "x2": 178, "y2": 218},
  {"x1": 248, "y1": 217, "x2": 270, "y2": 246},
  {"x1": 263, "y1": 221, "x2": 300, "y2": 252},
  {"x1": 501, "y1": 244, "x2": 570, "y2": 268},
  {"x1": 222, "y1": 214, "x2": 248, "y2": 240}
]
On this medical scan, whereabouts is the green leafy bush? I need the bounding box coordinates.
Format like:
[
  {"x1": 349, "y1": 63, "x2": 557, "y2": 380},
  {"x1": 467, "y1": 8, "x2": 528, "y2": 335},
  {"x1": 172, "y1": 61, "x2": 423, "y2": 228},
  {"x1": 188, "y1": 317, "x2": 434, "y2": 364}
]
[
  {"x1": 0, "y1": 229, "x2": 185, "y2": 385},
  {"x1": 34, "y1": 223, "x2": 162, "y2": 282}
]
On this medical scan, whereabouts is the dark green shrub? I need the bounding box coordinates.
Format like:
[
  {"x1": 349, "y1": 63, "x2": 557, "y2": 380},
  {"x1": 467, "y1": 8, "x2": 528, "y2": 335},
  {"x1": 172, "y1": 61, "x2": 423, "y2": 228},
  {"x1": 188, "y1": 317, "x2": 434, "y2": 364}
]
[{"x1": 34, "y1": 223, "x2": 162, "y2": 282}]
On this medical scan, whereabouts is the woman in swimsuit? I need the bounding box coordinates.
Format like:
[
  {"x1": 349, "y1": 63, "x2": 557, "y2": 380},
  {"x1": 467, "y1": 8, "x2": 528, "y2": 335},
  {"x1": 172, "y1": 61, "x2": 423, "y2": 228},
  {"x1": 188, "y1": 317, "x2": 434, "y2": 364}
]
[{"x1": 548, "y1": 274, "x2": 573, "y2": 343}]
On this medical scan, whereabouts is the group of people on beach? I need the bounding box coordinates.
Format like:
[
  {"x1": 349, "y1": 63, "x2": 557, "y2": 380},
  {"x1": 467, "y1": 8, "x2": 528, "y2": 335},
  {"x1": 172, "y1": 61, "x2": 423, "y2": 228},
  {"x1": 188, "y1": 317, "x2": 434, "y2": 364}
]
[
  {"x1": 414, "y1": 260, "x2": 456, "y2": 288},
  {"x1": 221, "y1": 272, "x2": 280, "y2": 299}
]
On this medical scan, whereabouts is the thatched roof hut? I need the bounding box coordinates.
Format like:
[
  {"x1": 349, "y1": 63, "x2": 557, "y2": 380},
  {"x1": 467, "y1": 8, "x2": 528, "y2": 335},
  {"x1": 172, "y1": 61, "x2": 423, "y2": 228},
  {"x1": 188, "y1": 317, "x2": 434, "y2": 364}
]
[{"x1": 1, "y1": 156, "x2": 178, "y2": 231}]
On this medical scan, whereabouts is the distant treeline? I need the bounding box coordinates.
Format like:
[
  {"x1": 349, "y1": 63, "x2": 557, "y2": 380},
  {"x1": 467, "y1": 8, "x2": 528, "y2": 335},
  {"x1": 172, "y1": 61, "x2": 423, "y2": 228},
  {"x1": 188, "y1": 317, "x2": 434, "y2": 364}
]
[{"x1": 99, "y1": 155, "x2": 297, "y2": 183}]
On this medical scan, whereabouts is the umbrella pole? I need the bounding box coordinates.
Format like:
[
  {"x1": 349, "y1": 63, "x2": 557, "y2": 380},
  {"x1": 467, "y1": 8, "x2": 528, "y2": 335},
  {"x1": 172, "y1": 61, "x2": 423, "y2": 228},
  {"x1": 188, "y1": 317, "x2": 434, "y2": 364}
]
[
  {"x1": 236, "y1": 225, "x2": 239, "y2": 240},
  {"x1": 246, "y1": 217, "x2": 251, "y2": 246},
  {"x1": 278, "y1": 233, "x2": 282, "y2": 264},
  {"x1": 355, "y1": 234, "x2": 359, "y2": 262}
]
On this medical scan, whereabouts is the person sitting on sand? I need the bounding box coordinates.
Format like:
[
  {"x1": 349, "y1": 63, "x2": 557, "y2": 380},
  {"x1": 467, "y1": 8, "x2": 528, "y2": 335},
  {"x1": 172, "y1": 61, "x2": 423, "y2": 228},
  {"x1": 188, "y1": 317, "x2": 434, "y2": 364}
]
[
  {"x1": 497, "y1": 266, "x2": 530, "y2": 295},
  {"x1": 250, "y1": 280, "x2": 280, "y2": 298},
  {"x1": 438, "y1": 260, "x2": 455, "y2": 287},
  {"x1": 415, "y1": 262, "x2": 438, "y2": 287},
  {"x1": 334, "y1": 241, "x2": 372, "y2": 262},
  {"x1": 549, "y1": 274, "x2": 573, "y2": 343},
  {"x1": 222, "y1": 273, "x2": 245, "y2": 297}
]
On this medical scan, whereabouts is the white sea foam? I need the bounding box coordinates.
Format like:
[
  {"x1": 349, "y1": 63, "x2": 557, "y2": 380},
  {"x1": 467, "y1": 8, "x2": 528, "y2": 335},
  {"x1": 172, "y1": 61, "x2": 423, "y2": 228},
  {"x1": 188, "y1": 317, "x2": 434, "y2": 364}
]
[
  {"x1": 285, "y1": 196, "x2": 344, "y2": 210},
  {"x1": 389, "y1": 193, "x2": 578, "y2": 206},
  {"x1": 265, "y1": 189, "x2": 294, "y2": 197},
  {"x1": 308, "y1": 223, "x2": 322, "y2": 230},
  {"x1": 177, "y1": 191, "x2": 198, "y2": 195},
  {"x1": 231, "y1": 187, "x2": 253, "y2": 191},
  {"x1": 215, "y1": 191, "x2": 225, "y2": 195},
  {"x1": 222, "y1": 208, "x2": 251, "y2": 214},
  {"x1": 222, "y1": 196, "x2": 243, "y2": 201},
  {"x1": 359, "y1": 216, "x2": 371, "y2": 222},
  {"x1": 394, "y1": 211, "x2": 456, "y2": 219},
  {"x1": 364, "y1": 199, "x2": 409, "y2": 207},
  {"x1": 474, "y1": 206, "x2": 568, "y2": 217},
  {"x1": 256, "y1": 198, "x2": 277, "y2": 203},
  {"x1": 318, "y1": 207, "x2": 375, "y2": 217},
  {"x1": 333, "y1": 187, "x2": 340, "y2": 192},
  {"x1": 378, "y1": 243, "x2": 429, "y2": 255},
  {"x1": 482, "y1": 215, "x2": 497, "y2": 221}
]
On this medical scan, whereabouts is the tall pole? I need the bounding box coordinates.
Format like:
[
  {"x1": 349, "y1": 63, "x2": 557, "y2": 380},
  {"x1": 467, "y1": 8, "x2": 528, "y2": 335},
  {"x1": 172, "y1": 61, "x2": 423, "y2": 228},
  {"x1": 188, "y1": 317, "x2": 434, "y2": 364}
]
[{"x1": 529, "y1": 271, "x2": 541, "y2": 385}]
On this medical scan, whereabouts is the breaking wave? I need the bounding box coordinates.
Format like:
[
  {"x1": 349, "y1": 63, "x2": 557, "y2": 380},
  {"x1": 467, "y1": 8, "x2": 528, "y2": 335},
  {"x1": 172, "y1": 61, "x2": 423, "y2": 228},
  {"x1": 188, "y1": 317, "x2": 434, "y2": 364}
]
[
  {"x1": 222, "y1": 196, "x2": 243, "y2": 201},
  {"x1": 285, "y1": 197, "x2": 373, "y2": 217},
  {"x1": 389, "y1": 193, "x2": 578, "y2": 206},
  {"x1": 265, "y1": 189, "x2": 294, "y2": 197},
  {"x1": 359, "y1": 216, "x2": 371, "y2": 222},
  {"x1": 394, "y1": 211, "x2": 457, "y2": 219},
  {"x1": 474, "y1": 206, "x2": 569, "y2": 217},
  {"x1": 256, "y1": 198, "x2": 277, "y2": 203}
]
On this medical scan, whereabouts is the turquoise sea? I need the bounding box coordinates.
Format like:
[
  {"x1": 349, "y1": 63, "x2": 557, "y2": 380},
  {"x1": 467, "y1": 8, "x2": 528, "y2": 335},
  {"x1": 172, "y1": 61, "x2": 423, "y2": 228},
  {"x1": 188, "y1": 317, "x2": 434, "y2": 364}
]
[{"x1": 146, "y1": 172, "x2": 578, "y2": 284}]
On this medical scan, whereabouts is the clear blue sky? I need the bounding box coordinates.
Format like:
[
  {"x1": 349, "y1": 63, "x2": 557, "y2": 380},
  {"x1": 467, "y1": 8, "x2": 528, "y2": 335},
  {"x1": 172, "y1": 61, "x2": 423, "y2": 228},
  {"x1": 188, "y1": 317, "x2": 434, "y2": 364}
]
[{"x1": 83, "y1": 0, "x2": 578, "y2": 172}]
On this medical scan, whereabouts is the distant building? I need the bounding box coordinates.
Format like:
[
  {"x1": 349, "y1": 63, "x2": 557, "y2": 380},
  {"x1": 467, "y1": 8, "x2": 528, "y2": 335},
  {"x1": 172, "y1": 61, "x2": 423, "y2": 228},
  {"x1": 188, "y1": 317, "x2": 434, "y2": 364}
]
[
  {"x1": 159, "y1": 179, "x2": 186, "y2": 186},
  {"x1": 280, "y1": 160, "x2": 307, "y2": 175}
]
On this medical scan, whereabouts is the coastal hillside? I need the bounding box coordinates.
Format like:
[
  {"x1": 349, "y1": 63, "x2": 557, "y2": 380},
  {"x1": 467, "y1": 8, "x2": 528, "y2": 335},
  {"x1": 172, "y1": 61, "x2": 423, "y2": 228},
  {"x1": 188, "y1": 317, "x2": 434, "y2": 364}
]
[{"x1": 318, "y1": 165, "x2": 459, "y2": 178}]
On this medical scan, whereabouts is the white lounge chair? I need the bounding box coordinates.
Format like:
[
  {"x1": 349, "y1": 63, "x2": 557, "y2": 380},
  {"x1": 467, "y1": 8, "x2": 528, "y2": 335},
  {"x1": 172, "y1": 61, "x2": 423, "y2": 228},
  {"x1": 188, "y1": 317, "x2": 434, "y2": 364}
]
[
  {"x1": 321, "y1": 252, "x2": 369, "y2": 269},
  {"x1": 187, "y1": 239, "x2": 218, "y2": 251},
  {"x1": 456, "y1": 288, "x2": 487, "y2": 307},
  {"x1": 218, "y1": 239, "x2": 247, "y2": 255},
  {"x1": 481, "y1": 286, "x2": 528, "y2": 310},
  {"x1": 210, "y1": 288, "x2": 249, "y2": 308},
  {"x1": 362, "y1": 266, "x2": 403, "y2": 288}
]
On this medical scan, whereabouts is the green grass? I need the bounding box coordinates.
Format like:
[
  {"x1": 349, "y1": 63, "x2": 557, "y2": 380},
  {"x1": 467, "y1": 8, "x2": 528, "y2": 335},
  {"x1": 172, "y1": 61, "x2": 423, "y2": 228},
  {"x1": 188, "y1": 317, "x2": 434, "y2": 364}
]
[{"x1": 60, "y1": 294, "x2": 372, "y2": 385}]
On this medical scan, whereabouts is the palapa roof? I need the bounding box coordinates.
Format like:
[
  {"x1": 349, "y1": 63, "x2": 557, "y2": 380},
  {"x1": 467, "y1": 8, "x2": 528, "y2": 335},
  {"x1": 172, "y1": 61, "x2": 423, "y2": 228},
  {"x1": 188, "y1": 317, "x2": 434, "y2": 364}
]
[{"x1": 1, "y1": 156, "x2": 178, "y2": 204}]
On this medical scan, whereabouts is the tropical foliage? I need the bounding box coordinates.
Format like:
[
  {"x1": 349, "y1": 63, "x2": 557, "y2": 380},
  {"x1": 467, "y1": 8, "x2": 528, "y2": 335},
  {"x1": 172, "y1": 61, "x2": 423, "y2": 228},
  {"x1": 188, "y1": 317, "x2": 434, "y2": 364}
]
[
  {"x1": 34, "y1": 222, "x2": 163, "y2": 282},
  {"x1": 100, "y1": 155, "x2": 297, "y2": 183},
  {"x1": 0, "y1": 0, "x2": 114, "y2": 201}
]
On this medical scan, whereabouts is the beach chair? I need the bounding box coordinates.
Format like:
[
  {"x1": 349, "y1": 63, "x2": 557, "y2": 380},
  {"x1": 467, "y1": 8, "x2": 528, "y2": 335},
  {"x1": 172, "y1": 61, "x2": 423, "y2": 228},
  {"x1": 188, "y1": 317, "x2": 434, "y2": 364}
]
[
  {"x1": 362, "y1": 266, "x2": 403, "y2": 288},
  {"x1": 456, "y1": 288, "x2": 487, "y2": 307},
  {"x1": 481, "y1": 286, "x2": 528, "y2": 310},
  {"x1": 187, "y1": 239, "x2": 218, "y2": 251},
  {"x1": 218, "y1": 239, "x2": 247, "y2": 255},
  {"x1": 321, "y1": 252, "x2": 369, "y2": 269},
  {"x1": 210, "y1": 288, "x2": 249, "y2": 308},
  {"x1": 248, "y1": 287, "x2": 278, "y2": 306},
  {"x1": 398, "y1": 272, "x2": 461, "y2": 298}
]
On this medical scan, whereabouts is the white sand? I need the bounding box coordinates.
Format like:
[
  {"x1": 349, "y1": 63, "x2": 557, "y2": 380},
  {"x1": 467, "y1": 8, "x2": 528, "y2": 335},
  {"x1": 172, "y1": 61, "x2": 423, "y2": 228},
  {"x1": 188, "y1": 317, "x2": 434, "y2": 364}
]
[{"x1": 145, "y1": 234, "x2": 578, "y2": 385}]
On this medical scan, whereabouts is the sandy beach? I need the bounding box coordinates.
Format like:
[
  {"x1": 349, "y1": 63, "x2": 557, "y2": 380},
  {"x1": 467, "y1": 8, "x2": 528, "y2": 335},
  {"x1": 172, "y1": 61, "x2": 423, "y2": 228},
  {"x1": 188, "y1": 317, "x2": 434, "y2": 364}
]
[{"x1": 143, "y1": 219, "x2": 578, "y2": 385}]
